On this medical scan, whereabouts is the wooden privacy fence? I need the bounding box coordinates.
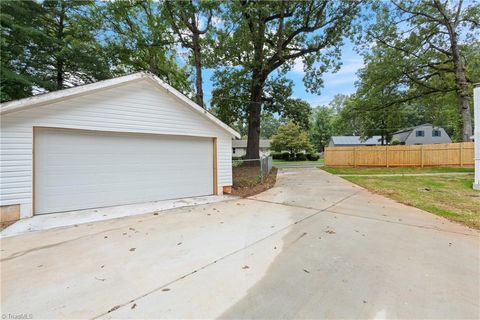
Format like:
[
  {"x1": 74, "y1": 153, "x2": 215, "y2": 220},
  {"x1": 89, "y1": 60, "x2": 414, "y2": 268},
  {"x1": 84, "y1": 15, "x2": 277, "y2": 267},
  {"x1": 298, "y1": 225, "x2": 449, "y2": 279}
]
[{"x1": 324, "y1": 142, "x2": 474, "y2": 168}]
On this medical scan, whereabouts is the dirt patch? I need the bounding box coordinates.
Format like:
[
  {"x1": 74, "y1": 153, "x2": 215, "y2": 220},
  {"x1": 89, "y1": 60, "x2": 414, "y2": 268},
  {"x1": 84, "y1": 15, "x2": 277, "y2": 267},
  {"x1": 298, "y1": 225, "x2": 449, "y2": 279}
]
[
  {"x1": 0, "y1": 220, "x2": 16, "y2": 232},
  {"x1": 231, "y1": 167, "x2": 278, "y2": 198}
]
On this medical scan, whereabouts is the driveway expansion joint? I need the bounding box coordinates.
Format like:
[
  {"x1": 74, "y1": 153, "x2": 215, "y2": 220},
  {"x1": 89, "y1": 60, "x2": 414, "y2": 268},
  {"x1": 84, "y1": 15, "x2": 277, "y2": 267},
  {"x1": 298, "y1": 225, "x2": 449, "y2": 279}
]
[
  {"x1": 324, "y1": 209, "x2": 479, "y2": 237},
  {"x1": 93, "y1": 191, "x2": 362, "y2": 319}
]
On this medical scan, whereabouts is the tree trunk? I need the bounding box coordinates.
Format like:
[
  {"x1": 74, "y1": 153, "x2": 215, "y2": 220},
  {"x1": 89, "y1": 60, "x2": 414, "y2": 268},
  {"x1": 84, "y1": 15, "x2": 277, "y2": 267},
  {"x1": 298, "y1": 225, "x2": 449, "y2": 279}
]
[
  {"x1": 55, "y1": 1, "x2": 65, "y2": 89},
  {"x1": 245, "y1": 13, "x2": 266, "y2": 160},
  {"x1": 246, "y1": 80, "x2": 263, "y2": 159},
  {"x1": 451, "y1": 41, "x2": 472, "y2": 141},
  {"x1": 442, "y1": 8, "x2": 473, "y2": 141},
  {"x1": 192, "y1": 31, "x2": 204, "y2": 108}
]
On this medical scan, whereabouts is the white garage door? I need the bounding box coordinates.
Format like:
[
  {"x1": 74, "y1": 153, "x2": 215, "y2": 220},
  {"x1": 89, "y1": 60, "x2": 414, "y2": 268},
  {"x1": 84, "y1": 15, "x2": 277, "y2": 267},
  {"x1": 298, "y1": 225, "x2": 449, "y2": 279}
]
[{"x1": 34, "y1": 128, "x2": 214, "y2": 214}]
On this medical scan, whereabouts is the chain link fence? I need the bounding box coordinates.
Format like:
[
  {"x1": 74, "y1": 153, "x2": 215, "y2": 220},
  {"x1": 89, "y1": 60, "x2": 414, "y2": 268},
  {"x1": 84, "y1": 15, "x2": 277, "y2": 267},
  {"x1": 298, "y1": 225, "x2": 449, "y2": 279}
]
[{"x1": 232, "y1": 156, "x2": 273, "y2": 186}]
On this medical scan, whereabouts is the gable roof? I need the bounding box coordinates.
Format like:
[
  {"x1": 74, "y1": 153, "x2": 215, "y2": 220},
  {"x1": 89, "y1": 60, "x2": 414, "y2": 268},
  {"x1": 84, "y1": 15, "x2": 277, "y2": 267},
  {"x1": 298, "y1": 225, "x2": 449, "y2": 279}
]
[
  {"x1": 393, "y1": 123, "x2": 433, "y2": 135},
  {"x1": 331, "y1": 136, "x2": 382, "y2": 145},
  {"x1": 232, "y1": 139, "x2": 271, "y2": 148},
  {"x1": 0, "y1": 72, "x2": 240, "y2": 138},
  {"x1": 393, "y1": 124, "x2": 434, "y2": 142}
]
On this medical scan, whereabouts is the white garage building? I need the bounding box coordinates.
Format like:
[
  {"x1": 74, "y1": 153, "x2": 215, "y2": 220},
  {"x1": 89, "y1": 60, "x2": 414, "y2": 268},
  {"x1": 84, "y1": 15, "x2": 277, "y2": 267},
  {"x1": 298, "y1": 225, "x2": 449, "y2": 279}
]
[{"x1": 0, "y1": 72, "x2": 239, "y2": 219}]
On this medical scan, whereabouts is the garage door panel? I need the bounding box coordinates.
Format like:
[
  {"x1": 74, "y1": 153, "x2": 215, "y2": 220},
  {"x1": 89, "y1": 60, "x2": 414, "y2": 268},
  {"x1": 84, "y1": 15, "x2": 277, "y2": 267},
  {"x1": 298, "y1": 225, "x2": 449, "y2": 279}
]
[{"x1": 35, "y1": 128, "x2": 213, "y2": 214}]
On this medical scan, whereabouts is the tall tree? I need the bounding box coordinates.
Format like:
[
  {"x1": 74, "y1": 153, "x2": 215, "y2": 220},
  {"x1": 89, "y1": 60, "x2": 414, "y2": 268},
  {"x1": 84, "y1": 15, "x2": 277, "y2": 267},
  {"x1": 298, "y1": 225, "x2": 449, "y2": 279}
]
[
  {"x1": 365, "y1": 0, "x2": 480, "y2": 141},
  {"x1": 0, "y1": 1, "x2": 45, "y2": 101},
  {"x1": 310, "y1": 106, "x2": 335, "y2": 151},
  {"x1": 210, "y1": 69, "x2": 312, "y2": 135},
  {"x1": 99, "y1": 0, "x2": 190, "y2": 93},
  {"x1": 260, "y1": 113, "x2": 282, "y2": 139},
  {"x1": 41, "y1": 0, "x2": 111, "y2": 90},
  {"x1": 216, "y1": 0, "x2": 363, "y2": 159},
  {"x1": 1, "y1": 0, "x2": 110, "y2": 101},
  {"x1": 163, "y1": 0, "x2": 218, "y2": 107}
]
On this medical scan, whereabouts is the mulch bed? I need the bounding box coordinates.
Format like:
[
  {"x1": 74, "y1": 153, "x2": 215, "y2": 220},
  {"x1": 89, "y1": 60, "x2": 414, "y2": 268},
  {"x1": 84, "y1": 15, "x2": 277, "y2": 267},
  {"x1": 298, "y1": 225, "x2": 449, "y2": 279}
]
[{"x1": 231, "y1": 166, "x2": 278, "y2": 198}]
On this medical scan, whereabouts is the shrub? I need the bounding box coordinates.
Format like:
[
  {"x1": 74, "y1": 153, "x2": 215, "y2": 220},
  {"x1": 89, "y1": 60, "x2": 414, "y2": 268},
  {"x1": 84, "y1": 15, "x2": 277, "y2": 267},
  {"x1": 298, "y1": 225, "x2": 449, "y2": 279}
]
[
  {"x1": 391, "y1": 138, "x2": 401, "y2": 145},
  {"x1": 271, "y1": 152, "x2": 282, "y2": 160},
  {"x1": 281, "y1": 152, "x2": 291, "y2": 160},
  {"x1": 306, "y1": 153, "x2": 320, "y2": 161},
  {"x1": 296, "y1": 153, "x2": 307, "y2": 161},
  {"x1": 232, "y1": 156, "x2": 245, "y2": 160}
]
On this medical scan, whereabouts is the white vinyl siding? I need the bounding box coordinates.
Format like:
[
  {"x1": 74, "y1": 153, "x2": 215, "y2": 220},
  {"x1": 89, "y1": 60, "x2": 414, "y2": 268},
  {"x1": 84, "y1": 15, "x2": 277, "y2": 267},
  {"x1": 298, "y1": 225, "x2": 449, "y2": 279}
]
[
  {"x1": 0, "y1": 79, "x2": 232, "y2": 217},
  {"x1": 404, "y1": 125, "x2": 452, "y2": 145}
]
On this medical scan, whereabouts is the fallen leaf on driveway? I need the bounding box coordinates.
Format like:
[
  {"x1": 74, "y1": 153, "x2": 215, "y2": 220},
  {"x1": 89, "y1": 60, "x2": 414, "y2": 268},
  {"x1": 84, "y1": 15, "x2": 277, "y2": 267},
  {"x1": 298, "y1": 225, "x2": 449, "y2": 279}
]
[
  {"x1": 131, "y1": 303, "x2": 137, "y2": 309},
  {"x1": 108, "y1": 305, "x2": 121, "y2": 313},
  {"x1": 325, "y1": 230, "x2": 336, "y2": 234},
  {"x1": 177, "y1": 242, "x2": 182, "y2": 246},
  {"x1": 162, "y1": 288, "x2": 171, "y2": 292},
  {"x1": 242, "y1": 265, "x2": 250, "y2": 269},
  {"x1": 303, "y1": 269, "x2": 310, "y2": 273},
  {"x1": 129, "y1": 248, "x2": 136, "y2": 252}
]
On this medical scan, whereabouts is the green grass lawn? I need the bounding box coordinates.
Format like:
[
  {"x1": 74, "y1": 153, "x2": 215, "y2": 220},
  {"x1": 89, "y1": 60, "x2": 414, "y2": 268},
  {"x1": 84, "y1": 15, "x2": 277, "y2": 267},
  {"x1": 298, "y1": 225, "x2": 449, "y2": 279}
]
[
  {"x1": 273, "y1": 159, "x2": 324, "y2": 166},
  {"x1": 342, "y1": 174, "x2": 480, "y2": 229},
  {"x1": 322, "y1": 166, "x2": 474, "y2": 175}
]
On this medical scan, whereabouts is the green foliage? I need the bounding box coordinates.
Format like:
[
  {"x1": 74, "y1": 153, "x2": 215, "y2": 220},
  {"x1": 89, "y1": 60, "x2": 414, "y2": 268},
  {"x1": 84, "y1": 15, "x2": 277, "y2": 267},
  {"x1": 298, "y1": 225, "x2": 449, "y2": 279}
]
[
  {"x1": 213, "y1": 0, "x2": 362, "y2": 158},
  {"x1": 1, "y1": 1, "x2": 44, "y2": 100},
  {"x1": 391, "y1": 138, "x2": 401, "y2": 145},
  {"x1": 281, "y1": 99, "x2": 312, "y2": 130},
  {"x1": 295, "y1": 153, "x2": 307, "y2": 161},
  {"x1": 356, "y1": 0, "x2": 480, "y2": 141},
  {"x1": 163, "y1": 0, "x2": 219, "y2": 106},
  {"x1": 271, "y1": 123, "x2": 314, "y2": 155},
  {"x1": 41, "y1": 1, "x2": 112, "y2": 89},
  {"x1": 100, "y1": 0, "x2": 190, "y2": 93},
  {"x1": 281, "y1": 152, "x2": 291, "y2": 160},
  {"x1": 1, "y1": 0, "x2": 112, "y2": 101},
  {"x1": 260, "y1": 114, "x2": 281, "y2": 139},
  {"x1": 310, "y1": 106, "x2": 335, "y2": 151},
  {"x1": 271, "y1": 152, "x2": 283, "y2": 160},
  {"x1": 211, "y1": 71, "x2": 312, "y2": 134},
  {"x1": 306, "y1": 153, "x2": 320, "y2": 161}
]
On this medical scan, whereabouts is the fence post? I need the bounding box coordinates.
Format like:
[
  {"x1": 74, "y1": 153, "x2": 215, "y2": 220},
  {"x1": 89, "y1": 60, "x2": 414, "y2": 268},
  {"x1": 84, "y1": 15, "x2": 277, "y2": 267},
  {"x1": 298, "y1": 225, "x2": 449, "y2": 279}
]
[
  {"x1": 420, "y1": 145, "x2": 424, "y2": 168},
  {"x1": 460, "y1": 143, "x2": 463, "y2": 167},
  {"x1": 385, "y1": 146, "x2": 389, "y2": 168},
  {"x1": 353, "y1": 147, "x2": 357, "y2": 168}
]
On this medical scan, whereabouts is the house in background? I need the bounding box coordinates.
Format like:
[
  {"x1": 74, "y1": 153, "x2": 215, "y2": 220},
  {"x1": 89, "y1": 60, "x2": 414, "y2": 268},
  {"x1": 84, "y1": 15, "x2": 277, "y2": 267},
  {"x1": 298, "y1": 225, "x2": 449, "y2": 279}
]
[
  {"x1": 392, "y1": 124, "x2": 451, "y2": 145},
  {"x1": 232, "y1": 139, "x2": 271, "y2": 157},
  {"x1": 329, "y1": 136, "x2": 382, "y2": 147}
]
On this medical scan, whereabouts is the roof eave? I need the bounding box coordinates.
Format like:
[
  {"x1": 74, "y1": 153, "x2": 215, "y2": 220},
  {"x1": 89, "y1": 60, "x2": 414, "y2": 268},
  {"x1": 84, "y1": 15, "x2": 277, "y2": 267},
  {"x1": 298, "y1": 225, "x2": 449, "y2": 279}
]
[
  {"x1": 0, "y1": 73, "x2": 146, "y2": 115},
  {"x1": 0, "y1": 72, "x2": 240, "y2": 139}
]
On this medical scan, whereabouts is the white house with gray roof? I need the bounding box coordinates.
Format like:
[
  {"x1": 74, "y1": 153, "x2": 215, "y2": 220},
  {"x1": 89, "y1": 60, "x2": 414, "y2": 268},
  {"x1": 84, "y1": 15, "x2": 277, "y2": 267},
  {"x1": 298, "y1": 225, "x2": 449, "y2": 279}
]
[{"x1": 391, "y1": 124, "x2": 451, "y2": 145}]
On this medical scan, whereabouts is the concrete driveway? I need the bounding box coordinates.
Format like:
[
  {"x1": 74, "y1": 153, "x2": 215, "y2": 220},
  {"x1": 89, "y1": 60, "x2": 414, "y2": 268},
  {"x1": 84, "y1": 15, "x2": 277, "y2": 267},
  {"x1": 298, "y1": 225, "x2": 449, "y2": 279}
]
[{"x1": 1, "y1": 168, "x2": 479, "y2": 319}]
